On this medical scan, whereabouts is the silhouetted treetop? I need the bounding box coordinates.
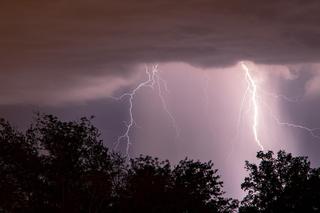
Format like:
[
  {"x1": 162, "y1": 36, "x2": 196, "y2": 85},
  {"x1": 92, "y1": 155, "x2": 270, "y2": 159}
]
[
  {"x1": 240, "y1": 150, "x2": 320, "y2": 213},
  {"x1": 5, "y1": 114, "x2": 320, "y2": 213},
  {"x1": 118, "y1": 156, "x2": 238, "y2": 213},
  {"x1": 172, "y1": 158, "x2": 238, "y2": 213},
  {"x1": 0, "y1": 118, "x2": 41, "y2": 212},
  {"x1": 0, "y1": 114, "x2": 237, "y2": 213},
  {"x1": 1, "y1": 114, "x2": 126, "y2": 213}
]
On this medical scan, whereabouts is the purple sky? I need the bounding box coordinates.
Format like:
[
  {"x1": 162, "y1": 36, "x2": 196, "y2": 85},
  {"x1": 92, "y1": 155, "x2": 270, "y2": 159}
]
[{"x1": 1, "y1": 0, "x2": 320, "y2": 198}]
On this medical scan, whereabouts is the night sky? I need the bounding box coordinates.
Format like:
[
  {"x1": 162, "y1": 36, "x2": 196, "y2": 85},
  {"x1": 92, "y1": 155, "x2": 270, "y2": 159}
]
[{"x1": 1, "y1": 0, "x2": 320, "y2": 198}]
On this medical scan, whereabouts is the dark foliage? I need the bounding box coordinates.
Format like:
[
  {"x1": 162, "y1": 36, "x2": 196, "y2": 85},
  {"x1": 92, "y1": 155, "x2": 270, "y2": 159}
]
[
  {"x1": 240, "y1": 150, "x2": 320, "y2": 213},
  {"x1": 0, "y1": 114, "x2": 126, "y2": 213},
  {"x1": 3, "y1": 114, "x2": 320, "y2": 213},
  {"x1": 117, "y1": 156, "x2": 237, "y2": 213},
  {"x1": 0, "y1": 114, "x2": 236, "y2": 213}
]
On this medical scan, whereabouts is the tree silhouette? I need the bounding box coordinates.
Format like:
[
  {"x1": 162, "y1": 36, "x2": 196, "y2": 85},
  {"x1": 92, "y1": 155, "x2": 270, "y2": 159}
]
[
  {"x1": 0, "y1": 118, "x2": 42, "y2": 212},
  {"x1": 172, "y1": 159, "x2": 238, "y2": 213},
  {"x1": 0, "y1": 114, "x2": 126, "y2": 212},
  {"x1": 0, "y1": 114, "x2": 237, "y2": 213},
  {"x1": 30, "y1": 114, "x2": 127, "y2": 212},
  {"x1": 240, "y1": 150, "x2": 320, "y2": 213},
  {"x1": 4, "y1": 114, "x2": 320, "y2": 213},
  {"x1": 117, "y1": 156, "x2": 238, "y2": 213},
  {"x1": 116, "y1": 156, "x2": 173, "y2": 212}
]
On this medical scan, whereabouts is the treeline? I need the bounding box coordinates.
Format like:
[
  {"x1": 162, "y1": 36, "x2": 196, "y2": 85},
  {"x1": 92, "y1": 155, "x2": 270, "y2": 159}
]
[{"x1": 0, "y1": 114, "x2": 320, "y2": 213}]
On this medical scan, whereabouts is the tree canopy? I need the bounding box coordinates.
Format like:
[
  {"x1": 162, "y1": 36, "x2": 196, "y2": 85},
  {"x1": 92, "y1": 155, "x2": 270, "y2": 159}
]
[
  {"x1": 0, "y1": 114, "x2": 126, "y2": 213},
  {"x1": 240, "y1": 150, "x2": 320, "y2": 213},
  {"x1": 2, "y1": 114, "x2": 320, "y2": 212},
  {"x1": 0, "y1": 114, "x2": 236, "y2": 213},
  {"x1": 117, "y1": 156, "x2": 238, "y2": 213}
]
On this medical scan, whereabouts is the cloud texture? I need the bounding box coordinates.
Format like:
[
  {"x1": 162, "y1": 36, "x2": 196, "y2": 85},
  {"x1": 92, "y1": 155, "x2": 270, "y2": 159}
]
[{"x1": 1, "y1": 0, "x2": 320, "y2": 103}]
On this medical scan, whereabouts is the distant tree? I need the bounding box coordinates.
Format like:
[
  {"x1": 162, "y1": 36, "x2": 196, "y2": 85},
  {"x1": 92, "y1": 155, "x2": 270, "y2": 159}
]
[
  {"x1": 117, "y1": 156, "x2": 238, "y2": 213},
  {"x1": 240, "y1": 150, "x2": 320, "y2": 213}
]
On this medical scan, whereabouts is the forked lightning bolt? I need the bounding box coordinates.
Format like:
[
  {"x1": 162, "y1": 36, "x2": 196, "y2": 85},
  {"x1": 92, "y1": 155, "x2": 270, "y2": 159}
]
[
  {"x1": 241, "y1": 62, "x2": 264, "y2": 150},
  {"x1": 240, "y1": 61, "x2": 320, "y2": 150},
  {"x1": 113, "y1": 62, "x2": 319, "y2": 156},
  {"x1": 113, "y1": 65, "x2": 179, "y2": 157}
]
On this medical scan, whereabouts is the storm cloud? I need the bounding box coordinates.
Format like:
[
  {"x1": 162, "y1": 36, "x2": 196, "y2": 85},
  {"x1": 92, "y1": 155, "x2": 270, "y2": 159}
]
[{"x1": 1, "y1": 0, "x2": 320, "y2": 103}]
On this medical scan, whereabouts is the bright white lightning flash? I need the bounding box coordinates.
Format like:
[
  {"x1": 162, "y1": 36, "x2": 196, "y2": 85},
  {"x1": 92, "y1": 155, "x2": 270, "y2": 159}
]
[
  {"x1": 241, "y1": 62, "x2": 264, "y2": 150},
  {"x1": 113, "y1": 62, "x2": 319, "y2": 157},
  {"x1": 239, "y1": 61, "x2": 320, "y2": 150},
  {"x1": 113, "y1": 65, "x2": 179, "y2": 157}
]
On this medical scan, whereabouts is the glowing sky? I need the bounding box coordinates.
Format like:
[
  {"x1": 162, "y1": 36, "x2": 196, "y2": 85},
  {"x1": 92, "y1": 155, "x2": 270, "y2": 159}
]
[{"x1": 1, "y1": 0, "x2": 320, "y2": 198}]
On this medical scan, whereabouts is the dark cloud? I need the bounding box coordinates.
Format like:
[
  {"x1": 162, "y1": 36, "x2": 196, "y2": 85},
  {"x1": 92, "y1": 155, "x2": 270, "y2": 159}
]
[
  {"x1": 2, "y1": 0, "x2": 320, "y2": 66},
  {"x1": 1, "y1": 0, "x2": 320, "y2": 103}
]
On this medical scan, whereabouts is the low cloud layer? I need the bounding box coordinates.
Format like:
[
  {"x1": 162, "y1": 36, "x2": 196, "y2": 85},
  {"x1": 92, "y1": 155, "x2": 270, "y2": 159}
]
[{"x1": 1, "y1": 0, "x2": 320, "y2": 104}]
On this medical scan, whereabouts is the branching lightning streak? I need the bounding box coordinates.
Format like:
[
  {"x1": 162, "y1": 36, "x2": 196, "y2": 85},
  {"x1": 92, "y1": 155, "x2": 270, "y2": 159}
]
[
  {"x1": 112, "y1": 66, "x2": 154, "y2": 156},
  {"x1": 274, "y1": 120, "x2": 320, "y2": 140},
  {"x1": 260, "y1": 90, "x2": 301, "y2": 103},
  {"x1": 155, "y1": 73, "x2": 180, "y2": 138},
  {"x1": 113, "y1": 61, "x2": 319, "y2": 157},
  {"x1": 262, "y1": 101, "x2": 320, "y2": 140},
  {"x1": 113, "y1": 65, "x2": 179, "y2": 157},
  {"x1": 239, "y1": 61, "x2": 320, "y2": 150},
  {"x1": 241, "y1": 62, "x2": 264, "y2": 150}
]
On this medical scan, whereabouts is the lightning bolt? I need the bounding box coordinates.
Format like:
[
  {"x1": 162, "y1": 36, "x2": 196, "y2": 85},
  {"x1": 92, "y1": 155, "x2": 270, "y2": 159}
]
[
  {"x1": 113, "y1": 61, "x2": 319, "y2": 157},
  {"x1": 274, "y1": 120, "x2": 320, "y2": 140},
  {"x1": 239, "y1": 61, "x2": 320, "y2": 151},
  {"x1": 155, "y1": 73, "x2": 180, "y2": 138},
  {"x1": 261, "y1": 101, "x2": 320, "y2": 140},
  {"x1": 241, "y1": 62, "x2": 264, "y2": 150},
  {"x1": 113, "y1": 65, "x2": 179, "y2": 157}
]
